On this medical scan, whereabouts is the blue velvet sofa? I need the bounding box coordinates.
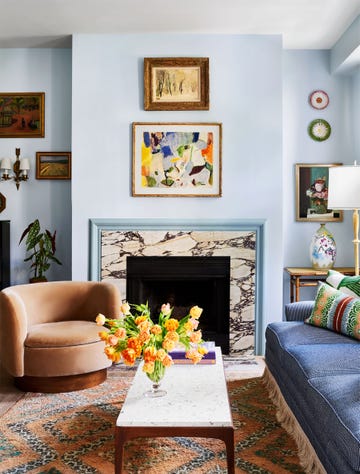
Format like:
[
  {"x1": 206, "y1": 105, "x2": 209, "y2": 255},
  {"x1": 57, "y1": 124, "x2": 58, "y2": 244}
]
[{"x1": 265, "y1": 301, "x2": 360, "y2": 474}]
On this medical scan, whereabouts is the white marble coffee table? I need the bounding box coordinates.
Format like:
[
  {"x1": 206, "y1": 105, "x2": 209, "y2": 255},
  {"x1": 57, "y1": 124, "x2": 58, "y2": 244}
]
[{"x1": 115, "y1": 347, "x2": 234, "y2": 473}]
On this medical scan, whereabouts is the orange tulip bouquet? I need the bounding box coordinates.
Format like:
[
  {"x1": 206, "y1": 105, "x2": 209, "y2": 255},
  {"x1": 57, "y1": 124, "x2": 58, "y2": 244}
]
[{"x1": 96, "y1": 302, "x2": 207, "y2": 387}]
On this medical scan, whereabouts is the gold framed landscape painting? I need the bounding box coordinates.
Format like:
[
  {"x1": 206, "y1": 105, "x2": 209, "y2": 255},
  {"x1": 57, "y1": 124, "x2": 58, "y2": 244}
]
[
  {"x1": 144, "y1": 57, "x2": 209, "y2": 110},
  {"x1": 132, "y1": 122, "x2": 222, "y2": 197},
  {"x1": 0, "y1": 92, "x2": 45, "y2": 137},
  {"x1": 295, "y1": 163, "x2": 343, "y2": 222},
  {"x1": 36, "y1": 152, "x2": 71, "y2": 180}
]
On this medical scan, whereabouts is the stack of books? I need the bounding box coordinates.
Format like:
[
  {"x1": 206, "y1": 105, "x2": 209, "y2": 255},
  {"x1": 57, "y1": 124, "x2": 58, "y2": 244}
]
[{"x1": 170, "y1": 341, "x2": 216, "y2": 364}]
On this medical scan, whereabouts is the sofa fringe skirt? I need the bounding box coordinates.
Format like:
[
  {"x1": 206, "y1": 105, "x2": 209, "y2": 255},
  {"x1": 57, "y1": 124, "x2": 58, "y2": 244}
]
[{"x1": 262, "y1": 367, "x2": 327, "y2": 474}]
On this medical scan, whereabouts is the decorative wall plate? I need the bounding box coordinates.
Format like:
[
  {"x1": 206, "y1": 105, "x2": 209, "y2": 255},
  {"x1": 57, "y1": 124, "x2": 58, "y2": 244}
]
[
  {"x1": 308, "y1": 119, "x2": 331, "y2": 141},
  {"x1": 309, "y1": 90, "x2": 329, "y2": 109}
]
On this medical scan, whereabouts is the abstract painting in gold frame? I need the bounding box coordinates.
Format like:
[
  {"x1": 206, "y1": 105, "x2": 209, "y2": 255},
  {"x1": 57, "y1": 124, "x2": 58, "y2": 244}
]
[{"x1": 132, "y1": 122, "x2": 221, "y2": 197}]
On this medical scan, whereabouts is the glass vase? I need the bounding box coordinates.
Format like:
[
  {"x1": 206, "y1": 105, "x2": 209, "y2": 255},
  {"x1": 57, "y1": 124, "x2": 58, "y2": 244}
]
[
  {"x1": 310, "y1": 223, "x2": 336, "y2": 269},
  {"x1": 144, "y1": 360, "x2": 167, "y2": 398}
]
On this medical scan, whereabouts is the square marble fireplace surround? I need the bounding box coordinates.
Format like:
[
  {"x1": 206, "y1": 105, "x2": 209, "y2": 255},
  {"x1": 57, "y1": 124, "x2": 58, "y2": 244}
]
[{"x1": 90, "y1": 219, "x2": 264, "y2": 356}]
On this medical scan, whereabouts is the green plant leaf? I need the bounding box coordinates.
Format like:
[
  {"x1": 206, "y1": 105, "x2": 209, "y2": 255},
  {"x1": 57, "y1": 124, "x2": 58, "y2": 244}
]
[
  {"x1": 25, "y1": 220, "x2": 41, "y2": 250},
  {"x1": 18, "y1": 222, "x2": 33, "y2": 245}
]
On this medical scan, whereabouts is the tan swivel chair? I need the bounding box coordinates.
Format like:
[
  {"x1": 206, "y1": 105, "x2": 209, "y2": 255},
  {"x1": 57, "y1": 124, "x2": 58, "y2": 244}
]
[{"x1": 0, "y1": 281, "x2": 121, "y2": 393}]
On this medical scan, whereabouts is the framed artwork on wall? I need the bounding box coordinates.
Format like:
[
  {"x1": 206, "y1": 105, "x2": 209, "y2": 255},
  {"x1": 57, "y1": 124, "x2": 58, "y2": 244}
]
[
  {"x1": 132, "y1": 122, "x2": 222, "y2": 197},
  {"x1": 295, "y1": 163, "x2": 343, "y2": 222},
  {"x1": 36, "y1": 152, "x2": 71, "y2": 180},
  {"x1": 0, "y1": 192, "x2": 6, "y2": 213},
  {"x1": 0, "y1": 92, "x2": 45, "y2": 138},
  {"x1": 144, "y1": 57, "x2": 209, "y2": 111}
]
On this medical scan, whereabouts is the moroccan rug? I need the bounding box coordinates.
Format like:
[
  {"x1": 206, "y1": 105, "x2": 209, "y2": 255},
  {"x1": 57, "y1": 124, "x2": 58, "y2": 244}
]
[{"x1": 0, "y1": 367, "x2": 305, "y2": 474}]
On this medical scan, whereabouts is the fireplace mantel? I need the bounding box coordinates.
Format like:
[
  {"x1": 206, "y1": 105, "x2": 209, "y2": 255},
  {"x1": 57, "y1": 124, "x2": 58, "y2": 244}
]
[{"x1": 89, "y1": 218, "x2": 265, "y2": 355}]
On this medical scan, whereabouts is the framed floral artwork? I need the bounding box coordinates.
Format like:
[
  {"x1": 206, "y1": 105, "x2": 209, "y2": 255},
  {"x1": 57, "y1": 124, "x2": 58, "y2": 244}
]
[
  {"x1": 144, "y1": 57, "x2": 209, "y2": 110},
  {"x1": 295, "y1": 163, "x2": 343, "y2": 222},
  {"x1": 36, "y1": 152, "x2": 71, "y2": 180},
  {"x1": 132, "y1": 122, "x2": 222, "y2": 197},
  {"x1": 0, "y1": 92, "x2": 45, "y2": 138}
]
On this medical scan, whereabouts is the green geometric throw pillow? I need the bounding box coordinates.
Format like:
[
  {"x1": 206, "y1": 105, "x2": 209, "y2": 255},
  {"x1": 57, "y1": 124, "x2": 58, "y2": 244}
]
[
  {"x1": 305, "y1": 282, "x2": 360, "y2": 340},
  {"x1": 326, "y1": 269, "x2": 360, "y2": 298}
]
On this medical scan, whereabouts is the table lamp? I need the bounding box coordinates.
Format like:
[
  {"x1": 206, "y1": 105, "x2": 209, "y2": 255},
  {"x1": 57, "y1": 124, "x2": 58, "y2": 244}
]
[{"x1": 328, "y1": 163, "x2": 360, "y2": 276}]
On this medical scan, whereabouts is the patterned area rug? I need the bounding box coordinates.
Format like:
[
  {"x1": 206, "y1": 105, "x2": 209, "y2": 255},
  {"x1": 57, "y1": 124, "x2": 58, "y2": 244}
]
[{"x1": 0, "y1": 367, "x2": 305, "y2": 474}]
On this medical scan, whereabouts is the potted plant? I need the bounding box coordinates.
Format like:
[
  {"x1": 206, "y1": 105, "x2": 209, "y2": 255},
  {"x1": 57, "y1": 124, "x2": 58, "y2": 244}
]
[{"x1": 19, "y1": 219, "x2": 62, "y2": 283}]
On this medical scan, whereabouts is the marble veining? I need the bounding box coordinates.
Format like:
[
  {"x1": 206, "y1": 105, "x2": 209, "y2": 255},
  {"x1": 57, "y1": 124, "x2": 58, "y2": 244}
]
[
  {"x1": 116, "y1": 348, "x2": 233, "y2": 427},
  {"x1": 101, "y1": 228, "x2": 256, "y2": 355}
]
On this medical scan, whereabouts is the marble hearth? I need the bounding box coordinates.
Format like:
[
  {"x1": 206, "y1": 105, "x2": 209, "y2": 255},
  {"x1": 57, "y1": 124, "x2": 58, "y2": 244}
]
[{"x1": 89, "y1": 219, "x2": 264, "y2": 355}]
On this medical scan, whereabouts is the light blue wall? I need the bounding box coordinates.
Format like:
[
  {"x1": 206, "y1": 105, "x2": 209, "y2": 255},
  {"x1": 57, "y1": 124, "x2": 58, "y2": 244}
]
[
  {"x1": 283, "y1": 49, "x2": 354, "y2": 302},
  {"x1": 3, "y1": 26, "x2": 359, "y2": 340},
  {"x1": 71, "y1": 34, "x2": 283, "y2": 339},
  {"x1": 0, "y1": 49, "x2": 72, "y2": 284}
]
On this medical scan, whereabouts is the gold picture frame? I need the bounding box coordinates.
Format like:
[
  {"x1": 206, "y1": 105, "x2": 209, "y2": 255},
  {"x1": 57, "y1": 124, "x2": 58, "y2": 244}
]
[
  {"x1": 36, "y1": 152, "x2": 71, "y2": 180},
  {"x1": 144, "y1": 57, "x2": 209, "y2": 111},
  {"x1": 0, "y1": 92, "x2": 45, "y2": 138},
  {"x1": 132, "y1": 122, "x2": 222, "y2": 197},
  {"x1": 295, "y1": 163, "x2": 343, "y2": 222},
  {"x1": 0, "y1": 192, "x2": 6, "y2": 213}
]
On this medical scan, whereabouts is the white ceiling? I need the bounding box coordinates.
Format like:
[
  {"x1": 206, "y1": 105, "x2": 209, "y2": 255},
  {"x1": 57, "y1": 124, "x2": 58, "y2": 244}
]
[{"x1": 0, "y1": 0, "x2": 359, "y2": 49}]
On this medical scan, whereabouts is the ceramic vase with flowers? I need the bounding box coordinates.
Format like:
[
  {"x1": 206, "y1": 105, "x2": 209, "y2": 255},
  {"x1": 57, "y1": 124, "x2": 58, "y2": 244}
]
[{"x1": 96, "y1": 301, "x2": 207, "y2": 397}]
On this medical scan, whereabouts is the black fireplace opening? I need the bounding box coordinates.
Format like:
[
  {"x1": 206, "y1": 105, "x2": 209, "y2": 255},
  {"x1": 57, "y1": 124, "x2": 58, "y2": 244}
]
[{"x1": 126, "y1": 256, "x2": 231, "y2": 354}]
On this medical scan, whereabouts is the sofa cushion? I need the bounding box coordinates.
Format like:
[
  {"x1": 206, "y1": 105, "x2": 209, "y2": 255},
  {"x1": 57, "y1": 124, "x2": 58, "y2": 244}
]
[
  {"x1": 266, "y1": 321, "x2": 355, "y2": 350},
  {"x1": 308, "y1": 374, "x2": 360, "y2": 472},
  {"x1": 284, "y1": 343, "x2": 360, "y2": 379},
  {"x1": 265, "y1": 322, "x2": 356, "y2": 370},
  {"x1": 306, "y1": 282, "x2": 360, "y2": 340},
  {"x1": 25, "y1": 321, "x2": 103, "y2": 348},
  {"x1": 326, "y1": 269, "x2": 360, "y2": 297}
]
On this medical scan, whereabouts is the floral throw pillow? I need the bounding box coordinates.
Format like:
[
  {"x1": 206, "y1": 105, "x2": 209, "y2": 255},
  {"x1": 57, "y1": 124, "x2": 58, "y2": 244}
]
[
  {"x1": 305, "y1": 282, "x2": 360, "y2": 340},
  {"x1": 326, "y1": 269, "x2": 360, "y2": 298}
]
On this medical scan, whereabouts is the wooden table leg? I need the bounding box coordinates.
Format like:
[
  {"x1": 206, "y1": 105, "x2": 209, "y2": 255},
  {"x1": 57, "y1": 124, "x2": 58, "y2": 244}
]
[
  {"x1": 290, "y1": 276, "x2": 295, "y2": 303},
  {"x1": 114, "y1": 427, "x2": 125, "y2": 474},
  {"x1": 222, "y1": 427, "x2": 235, "y2": 474},
  {"x1": 295, "y1": 276, "x2": 300, "y2": 302}
]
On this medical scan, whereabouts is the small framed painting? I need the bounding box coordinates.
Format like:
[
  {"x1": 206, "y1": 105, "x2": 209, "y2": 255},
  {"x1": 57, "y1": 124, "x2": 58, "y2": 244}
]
[
  {"x1": 295, "y1": 163, "x2": 343, "y2": 222},
  {"x1": 36, "y1": 152, "x2": 71, "y2": 180},
  {"x1": 132, "y1": 122, "x2": 222, "y2": 197},
  {"x1": 0, "y1": 192, "x2": 6, "y2": 213},
  {"x1": 0, "y1": 92, "x2": 45, "y2": 138},
  {"x1": 144, "y1": 57, "x2": 209, "y2": 110}
]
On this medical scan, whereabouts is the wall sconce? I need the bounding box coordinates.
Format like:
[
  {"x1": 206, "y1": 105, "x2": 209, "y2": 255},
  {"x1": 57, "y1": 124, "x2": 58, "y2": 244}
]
[{"x1": 0, "y1": 148, "x2": 30, "y2": 190}]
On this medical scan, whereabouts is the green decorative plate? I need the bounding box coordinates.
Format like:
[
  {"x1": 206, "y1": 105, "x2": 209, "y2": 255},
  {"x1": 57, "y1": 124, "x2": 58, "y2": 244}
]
[{"x1": 308, "y1": 119, "x2": 331, "y2": 141}]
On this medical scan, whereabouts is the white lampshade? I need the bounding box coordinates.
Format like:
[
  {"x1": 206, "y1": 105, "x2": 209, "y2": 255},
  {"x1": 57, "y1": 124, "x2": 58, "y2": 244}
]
[
  {"x1": 0, "y1": 158, "x2": 11, "y2": 170},
  {"x1": 328, "y1": 165, "x2": 360, "y2": 210},
  {"x1": 19, "y1": 158, "x2": 30, "y2": 171}
]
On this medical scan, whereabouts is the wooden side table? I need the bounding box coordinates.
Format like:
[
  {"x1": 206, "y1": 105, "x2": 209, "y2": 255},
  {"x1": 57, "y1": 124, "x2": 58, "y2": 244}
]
[{"x1": 285, "y1": 267, "x2": 355, "y2": 302}]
